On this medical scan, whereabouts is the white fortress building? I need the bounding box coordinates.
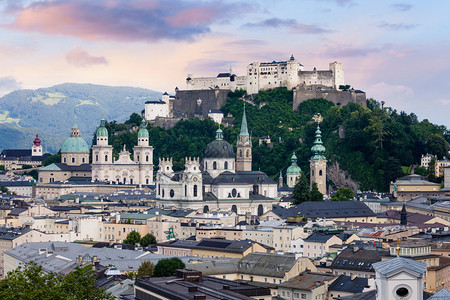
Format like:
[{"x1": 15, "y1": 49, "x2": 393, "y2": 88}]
[
  {"x1": 185, "y1": 55, "x2": 344, "y2": 94},
  {"x1": 144, "y1": 92, "x2": 173, "y2": 121}
]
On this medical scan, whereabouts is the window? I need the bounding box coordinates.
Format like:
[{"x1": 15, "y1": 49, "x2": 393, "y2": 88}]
[
  {"x1": 146, "y1": 156, "x2": 149, "y2": 162},
  {"x1": 319, "y1": 170, "x2": 323, "y2": 176},
  {"x1": 185, "y1": 185, "x2": 187, "y2": 197},
  {"x1": 96, "y1": 155, "x2": 98, "y2": 162},
  {"x1": 72, "y1": 157, "x2": 75, "y2": 163},
  {"x1": 246, "y1": 150, "x2": 249, "y2": 157},
  {"x1": 105, "y1": 155, "x2": 108, "y2": 162},
  {"x1": 194, "y1": 185, "x2": 198, "y2": 197},
  {"x1": 224, "y1": 161, "x2": 228, "y2": 169},
  {"x1": 213, "y1": 161, "x2": 217, "y2": 170},
  {"x1": 170, "y1": 189, "x2": 174, "y2": 198}
]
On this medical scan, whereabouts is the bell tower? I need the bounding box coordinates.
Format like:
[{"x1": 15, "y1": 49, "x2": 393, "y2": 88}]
[
  {"x1": 310, "y1": 114, "x2": 327, "y2": 194},
  {"x1": 236, "y1": 104, "x2": 252, "y2": 171}
]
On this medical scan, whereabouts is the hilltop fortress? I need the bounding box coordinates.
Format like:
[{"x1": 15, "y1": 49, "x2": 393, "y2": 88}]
[{"x1": 145, "y1": 56, "x2": 366, "y2": 121}]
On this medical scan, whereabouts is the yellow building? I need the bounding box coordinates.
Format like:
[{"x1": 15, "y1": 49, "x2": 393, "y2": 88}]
[{"x1": 390, "y1": 174, "x2": 441, "y2": 201}]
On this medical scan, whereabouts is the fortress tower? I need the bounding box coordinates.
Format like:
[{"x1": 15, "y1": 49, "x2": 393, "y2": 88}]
[
  {"x1": 310, "y1": 124, "x2": 327, "y2": 194},
  {"x1": 236, "y1": 106, "x2": 252, "y2": 171}
]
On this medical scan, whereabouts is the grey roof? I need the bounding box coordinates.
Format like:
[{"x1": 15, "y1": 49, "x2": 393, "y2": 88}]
[
  {"x1": 42, "y1": 163, "x2": 92, "y2": 172},
  {"x1": 331, "y1": 248, "x2": 389, "y2": 272},
  {"x1": 336, "y1": 290, "x2": 376, "y2": 300},
  {"x1": 9, "y1": 207, "x2": 28, "y2": 216},
  {"x1": 0, "y1": 181, "x2": 35, "y2": 187},
  {"x1": 0, "y1": 227, "x2": 33, "y2": 240},
  {"x1": 279, "y1": 272, "x2": 336, "y2": 291},
  {"x1": 304, "y1": 232, "x2": 338, "y2": 243},
  {"x1": 428, "y1": 288, "x2": 450, "y2": 299},
  {"x1": 5, "y1": 241, "x2": 190, "y2": 274},
  {"x1": 186, "y1": 258, "x2": 240, "y2": 275},
  {"x1": 328, "y1": 275, "x2": 369, "y2": 293},
  {"x1": 372, "y1": 257, "x2": 427, "y2": 277},
  {"x1": 238, "y1": 253, "x2": 297, "y2": 277},
  {"x1": 287, "y1": 201, "x2": 376, "y2": 219},
  {"x1": 158, "y1": 238, "x2": 274, "y2": 254}
]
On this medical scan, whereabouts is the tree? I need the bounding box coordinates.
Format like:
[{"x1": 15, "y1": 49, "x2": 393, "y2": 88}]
[
  {"x1": 0, "y1": 262, "x2": 113, "y2": 300},
  {"x1": 0, "y1": 185, "x2": 9, "y2": 193},
  {"x1": 123, "y1": 230, "x2": 141, "y2": 245},
  {"x1": 331, "y1": 188, "x2": 354, "y2": 201},
  {"x1": 153, "y1": 258, "x2": 185, "y2": 277},
  {"x1": 291, "y1": 175, "x2": 310, "y2": 205},
  {"x1": 42, "y1": 151, "x2": 61, "y2": 166},
  {"x1": 310, "y1": 182, "x2": 323, "y2": 202},
  {"x1": 140, "y1": 233, "x2": 157, "y2": 247},
  {"x1": 137, "y1": 261, "x2": 154, "y2": 278},
  {"x1": 414, "y1": 166, "x2": 427, "y2": 176}
]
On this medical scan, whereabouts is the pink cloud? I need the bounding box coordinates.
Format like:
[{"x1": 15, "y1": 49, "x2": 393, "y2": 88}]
[
  {"x1": 3, "y1": 0, "x2": 249, "y2": 42},
  {"x1": 66, "y1": 48, "x2": 108, "y2": 67}
]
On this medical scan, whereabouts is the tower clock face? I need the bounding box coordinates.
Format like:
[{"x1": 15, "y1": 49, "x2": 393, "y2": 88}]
[{"x1": 193, "y1": 177, "x2": 198, "y2": 182}]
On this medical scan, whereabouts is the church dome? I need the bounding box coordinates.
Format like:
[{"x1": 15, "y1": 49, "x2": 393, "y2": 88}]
[
  {"x1": 286, "y1": 153, "x2": 301, "y2": 175},
  {"x1": 61, "y1": 122, "x2": 90, "y2": 153},
  {"x1": 204, "y1": 129, "x2": 235, "y2": 159},
  {"x1": 61, "y1": 137, "x2": 90, "y2": 153},
  {"x1": 96, "y1": 117, "x2": 108, "y2": 137}
]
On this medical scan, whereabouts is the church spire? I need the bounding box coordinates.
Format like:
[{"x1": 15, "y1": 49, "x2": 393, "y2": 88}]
[
  {"x1": 311, "y1": 125, "x2": 326, "y2": 160},
  {"x1": 239, "y1": 104, "x2": 249, "y2": 137}
]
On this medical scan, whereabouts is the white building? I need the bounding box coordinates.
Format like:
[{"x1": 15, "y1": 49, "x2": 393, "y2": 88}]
[
  {"x1": 207, "y1": 109, "x2": 224, "y2": 124},
  {"x1": 144, "y1": 92, "x2": 172, "y2": 121},
  {"x1": 185, "y1": 56, "x2": 344, "y2": 94},
  {"x1": 421, "y1": 153, "x2": 436, "y2": 168}
]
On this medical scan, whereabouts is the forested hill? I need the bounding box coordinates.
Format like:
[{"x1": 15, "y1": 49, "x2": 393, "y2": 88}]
[
  {"x1": 0, "y1": 83, "x2": 161, "y2": 152},
  {"x1": 100, "y1": 88, "x2": 449, "y2": 193}
]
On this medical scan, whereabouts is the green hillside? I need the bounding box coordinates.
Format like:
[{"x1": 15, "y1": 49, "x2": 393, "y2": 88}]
[
  {"x1": 101, "y1": 88, "x2": 448, "y2": 192},
  {"x1": 0, "y1": 83, "x2": 161, "y2": 153}
]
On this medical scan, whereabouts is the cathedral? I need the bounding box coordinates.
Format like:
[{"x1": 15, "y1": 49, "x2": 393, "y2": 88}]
[
  {"x1": 91, "y1": 117, "x2": 154, "y2": 185},
  {"x1": 155, "y1": 108, "x2": 279, "y2": 215}
]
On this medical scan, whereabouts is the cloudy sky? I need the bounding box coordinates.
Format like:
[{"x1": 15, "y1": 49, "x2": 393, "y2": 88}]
[{"x1": 1, "y1": 0, "x2": 449, "y2": 127}]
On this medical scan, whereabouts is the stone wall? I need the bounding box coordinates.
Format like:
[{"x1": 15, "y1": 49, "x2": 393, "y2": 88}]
[
  {"x1": 173, "y1": 89, "x2": 230, "y2": 117},
  {"x1": 293, "y1": 88, "x2": 366, "y2": 110}
]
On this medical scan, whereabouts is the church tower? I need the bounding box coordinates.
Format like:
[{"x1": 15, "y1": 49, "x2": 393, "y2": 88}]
[
  {"x1": 91, "y1": 116, "x2": 113, "y2": 182},
  {"x1": 183, "y1": 157, "x2": 203, "y2": 200},
  {"x1": 286, "y1": 152, "x2": 302, "y2": 188},
  {"x1": 31, "y1": 134, "x2": 43, "y2": 157},
  {"x1": 133, "y1": 119, "x2": 154, "y2": 185},
  {"x1": 310, "y1": 124, "x2": 327, "y2": 194},
  {"x1": 236, "y1": 105, "x2": 252, "y2": 171}
]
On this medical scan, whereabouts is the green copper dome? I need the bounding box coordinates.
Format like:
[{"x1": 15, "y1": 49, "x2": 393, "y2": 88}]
[
  {"x1": 61, "y1": 137, "x2": 90, "y2": 153},
  {"x1": 311, "y1": 125, "x2": 326, "y2": 161},
  {"x1": 61, "y1": 123, "x2": 90, "y2": 153},
  {"x1": 96, "y1": 117, "x2": 108, "y2": 137},
  {"x1": 138, "y1": 119, "x2": 149, "y2": 138},
  {"x1": 286, "y1": 152, "x2": 302, "y2": 174}
]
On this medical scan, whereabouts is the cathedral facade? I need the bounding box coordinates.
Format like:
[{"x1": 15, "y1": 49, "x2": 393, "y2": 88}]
[{"x1": 91, "y1": 118, "x2": 154, "y2": 186}]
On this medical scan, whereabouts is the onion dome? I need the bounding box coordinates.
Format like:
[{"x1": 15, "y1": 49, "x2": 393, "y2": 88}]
[
  {"x1": 311, "y1": 125, "x2": 326, "y2": 161},
  {"x1": 138, "y1": 119, "x2": 149, "y2": 138},
  {"x1": 96, "y1": 117, "x2": 108, "y2": 137},
  {"x1": 286, "y1": 152, "x2": 302, "y2": 175},
  {"x1": 33, "y1": 134, "x2": 41, "y2": 146},
  {"x1": 204, "y1": 129, "x2": 235, "y2": 159},
  {"x1": 61, "y1": 123, "x2": 89, "y2": 153}
]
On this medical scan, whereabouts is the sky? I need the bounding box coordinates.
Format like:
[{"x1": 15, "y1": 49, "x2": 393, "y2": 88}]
[{"x1": 1, "y1": 0, "x2": 450, "y2": 127}]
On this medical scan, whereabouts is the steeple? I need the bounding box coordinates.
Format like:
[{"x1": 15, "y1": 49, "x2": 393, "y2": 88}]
[
  {"x1": 215, "y1": 128, "x2": 224, "y2": 140},
  {"x1": 311, "y1": 125, "x2": 326, "y2": 161},
  {"x1": 71, "y1": 117, "x2": 80, "y2": 137},
  {"x1": 236, "y1": 104, "x2": 252, "y2": 171},
  {"x1": 239, "y1": 104, "x2": 249, "y2": 137},
  {"x1": 400, "y1": 203, "x2": 407, "y2": 225},
  {"x1": 310, "y1": 120, "x2": 327, "y2": 195}
]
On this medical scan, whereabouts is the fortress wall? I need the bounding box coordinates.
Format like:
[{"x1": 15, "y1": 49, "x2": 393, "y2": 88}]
[
  {"x1": 173, "y1": 89, "x2": 230, "y2": 117},
  {"x1": 293, "y1": 89, "x2": 366, "y2": 110}
]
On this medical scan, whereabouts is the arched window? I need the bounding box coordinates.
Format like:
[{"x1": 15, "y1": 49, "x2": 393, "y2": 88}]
[
  {"x1": 162, "y1": 189, "x2": 165, "y2": 198},
  {"x1": 231, "y1": 205, "x2": 237, "y2": 213},
  {"x1": 105, "y1": 155, "x2": 108, "y2": 162},
  {"x1": 158, "y1": 184, "x2": 160, "y2": 195},
  {"x1": 194, "y1": 185, "x2": 198, "y2": 197},
  {"x1": 205, "y1": 162, "x2": 207, "y2": 169},
  {"x1": 239, "y1": 150, "x2": 243, "y2": 158},
  {"x1": 246, "y1": 150, "x2": 249, "y2": 158},
  {"x1": 146, "y1": 179, "x2": 149, "y2": 184},
  {"x1": 224, "y1": 161, "x2": 228, "y2": 169},
  {"x1": 96, "y1": 155, "x2": 98, "y2": 162},
  {"x1": 213, "y1": 161, "x2": 217, "y2": 170},
  {"x1": 319, "y1": 170, "x2": 323, "y2": 176},
  {"x1": 72, "y1": 157, "x2": 75, "y2": 163},
  {"x1": 185, "y1": 185, "x2": 187, "y2": 197},
  {"x1": 170, "y1": 189, "x2": 174, "y2": 198},
  {"x1": 203, "y1": 205, "x2": 209, "y2": 213},
  {"x1": 146, "y1": 156, "x2": 149, "y2": 162},
  {"x1": 82, "y1": 157, "x2": 85, "y2": 163},
  {"x1": 258, "y1": 204, "x2": 264, "y2": 216},
  {"x1": 137, "y1": 155, "x2": 139, "y2": 162},
  {"x1": 64, "y1": 157, "x2": 66, "y2": 163},
  {"x1": 232, "y1": 188, "x2": 237, "y2": 197},
  {"x1": 130, "y1": 178, "x2": 133, "y2": 184}
]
